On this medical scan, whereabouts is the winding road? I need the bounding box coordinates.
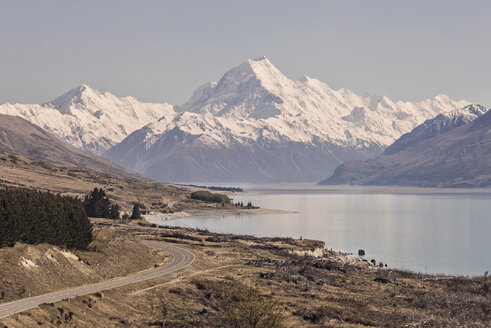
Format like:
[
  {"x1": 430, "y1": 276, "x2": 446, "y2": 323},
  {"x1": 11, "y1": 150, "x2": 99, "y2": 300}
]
[{"x1": 0, "y1": 241, "x2": 195, "y2": 319}]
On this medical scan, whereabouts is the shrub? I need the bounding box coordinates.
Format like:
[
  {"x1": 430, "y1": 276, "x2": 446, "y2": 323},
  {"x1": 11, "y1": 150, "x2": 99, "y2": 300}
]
[
  {"x1": 193, "y1": 279, "x2": 286, "y2": 328},
  {"x1": 190, "y1": 191, "x2": 230, "y2": 204}
]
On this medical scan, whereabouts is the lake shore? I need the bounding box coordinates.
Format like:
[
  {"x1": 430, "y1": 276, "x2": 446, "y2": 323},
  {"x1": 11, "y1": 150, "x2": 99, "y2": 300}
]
[
  {"x1": 148, "y1": 190, "x2": 491, "y2": 277},
  {"x1": 144, "y1": 206, "x2": 296, "y2": 222},
  {"x1": 239, "y1": 184, "x2": 491, "y2": 195}
]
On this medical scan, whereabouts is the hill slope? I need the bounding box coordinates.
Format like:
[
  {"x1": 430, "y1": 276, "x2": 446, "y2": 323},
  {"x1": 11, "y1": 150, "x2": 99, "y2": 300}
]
[
  {"x1": 105, "y1": 57, "x2": 468, "y2": 183},
  {"x1": 320, "y1": 105, "x2": 491, "y2": 187},
  {"x1": 0, "y1": 114, "x2": 145, "y2": 181}
]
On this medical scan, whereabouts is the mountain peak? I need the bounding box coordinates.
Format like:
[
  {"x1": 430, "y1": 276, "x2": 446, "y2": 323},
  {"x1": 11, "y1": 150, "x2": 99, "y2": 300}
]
[
  {"x1": 245, "y1": 56, "x2": 287, "y2": 82},
  {"x1": 216, "y1": 56, "x2": 289, "y2": 89},
  {"x1": 2, "y1": 84, "x2": 173, "y2": 155},
  {"x1": 64, "y1": 83, "x2": 98, "y2": 97},
  {"x1": 298, "y1": 75, "x2": 311, "y2": 82},
  {"x1": 43, "y1": 84, "x2": 102, "y2": 113},
  {"x1": 251, "y1": 55, "x2": 268, "y2": 62},
  {"x1": 178, "y1": 57, "x2": 288, "y2": 118}
]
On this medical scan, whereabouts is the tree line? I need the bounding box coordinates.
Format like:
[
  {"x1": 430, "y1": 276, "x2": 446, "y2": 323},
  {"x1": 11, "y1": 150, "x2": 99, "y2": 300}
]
[
  {"x1": 0, "y1": 188, "x2": 93, "y2": 250},
  {"x1": 0, "y1": 187, "x2": 143, "y2": 250},
  {"x1": 83, "y1": 188, "x2": 141, "y2": 220}
]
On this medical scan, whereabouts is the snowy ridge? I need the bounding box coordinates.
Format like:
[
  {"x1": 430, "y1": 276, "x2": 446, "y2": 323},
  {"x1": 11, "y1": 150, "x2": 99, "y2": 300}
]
[
  {"x1": 0, "y1": 84, "x2": 173, "y2": 154},
  {"x1": 383, "y1": 104, "x2": 488, "y2": 155},
  {"x1": 164, "y1": 57, "x2": 469, "y2": 149}
]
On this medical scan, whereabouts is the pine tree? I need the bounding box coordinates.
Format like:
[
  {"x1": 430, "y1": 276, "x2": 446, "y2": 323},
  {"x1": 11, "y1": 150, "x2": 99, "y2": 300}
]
[
  {"x1": 109, "y1": 204, "x2": 121, "y2": 220},
  {"x1": 83, "y1": 188, "x2": 117, "y2": 219},
  {"x1": 130, "y1": 203, "x2": 142, "y2": 220}
]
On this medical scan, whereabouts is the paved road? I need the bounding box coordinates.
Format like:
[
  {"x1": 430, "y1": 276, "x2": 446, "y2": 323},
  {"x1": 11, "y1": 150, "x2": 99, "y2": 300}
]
[{"x1": 0, "y1": 241, "x2": 195, "y2": 319}]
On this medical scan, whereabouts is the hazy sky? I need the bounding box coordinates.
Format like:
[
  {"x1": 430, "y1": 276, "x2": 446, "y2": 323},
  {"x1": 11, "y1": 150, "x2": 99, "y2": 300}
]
[{"x1": 1, "y1": 0, "x2": 490, "y2": 106}]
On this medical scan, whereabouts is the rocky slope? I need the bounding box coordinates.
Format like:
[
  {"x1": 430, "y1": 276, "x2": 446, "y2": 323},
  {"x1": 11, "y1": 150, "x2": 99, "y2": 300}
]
[
  {"x1": 106, "y1": 57, "x2": 469, "y2": 183},
  {"x1": 0, "y1": 84, "x2": 173, "y2": 154},
  {"x1": 0, "y1": 114, "x2": 145, "y2": 181},
  {"x1": 320, "y1": 105, "x2": 491, "y2": 187}
]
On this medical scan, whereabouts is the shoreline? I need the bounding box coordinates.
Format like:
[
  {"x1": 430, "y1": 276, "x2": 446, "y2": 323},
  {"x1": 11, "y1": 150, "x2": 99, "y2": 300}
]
[
  {"x1": 238, "y1": 184, "x2": 491, "y2": 195},
  {"x1": 143, "y1": 190, "x2": 489, "y2": 277},
  {"x1": 143, "y1": 207, "x2": 488, "y2": 278},
  {"x1": 138, "y1": 216, "x2": 484, "y2": 278},
  {"x1": 185, "y1": 207, "x2": 297, "y2": 216},
  {"x1": 142, "y1": 209, "x2": 391, "y2": 276},
  {"x1": 144, "y1": 207, "x2": 297, "y2": 222}
]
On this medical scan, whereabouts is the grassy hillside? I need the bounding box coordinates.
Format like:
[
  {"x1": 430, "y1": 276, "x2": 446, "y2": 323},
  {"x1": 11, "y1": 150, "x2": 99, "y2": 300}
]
[{"x1": 0, "y1": 228, "x2": 169, "y2": 304}]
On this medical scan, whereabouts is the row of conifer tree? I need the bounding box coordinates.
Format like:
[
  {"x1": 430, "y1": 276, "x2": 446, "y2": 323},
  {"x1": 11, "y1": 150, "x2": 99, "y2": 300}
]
[
  {"x1": 0, "y1": 188, "x2": 93, "y2": 249},
  {"x1": 0, "y1": 187, "x2": 141, "y2": 250}
]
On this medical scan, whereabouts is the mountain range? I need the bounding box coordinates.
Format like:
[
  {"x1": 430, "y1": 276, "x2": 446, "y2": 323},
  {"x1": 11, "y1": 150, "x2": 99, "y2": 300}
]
[
  {"x1": 0, "y1": 85, "x2": 173, "y2": 155},
  {"x1": 0, "y1": 57, "x2": 473, "y2": 183},
  {"x1": 104, "y1": 57, "x2": 469, "y2": 182},
  {"x1": 321, "y1": 104, "x2": 490, "y2": 187}
]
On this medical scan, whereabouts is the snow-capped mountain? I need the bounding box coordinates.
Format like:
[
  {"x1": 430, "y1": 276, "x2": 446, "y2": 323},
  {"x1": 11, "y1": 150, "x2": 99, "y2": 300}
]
[
  {"x1": 0, "y1": 84, "x2": 173, "y2": 154},
  {"x1": 321, "y1": 104, "x2": 490, "y2": 187},
  {"x1": 105, "y1": 57, "x2": 470, "y2": 183},
  {"x1": 173, "y1": 57, "x2": 469, "y2": 147}
]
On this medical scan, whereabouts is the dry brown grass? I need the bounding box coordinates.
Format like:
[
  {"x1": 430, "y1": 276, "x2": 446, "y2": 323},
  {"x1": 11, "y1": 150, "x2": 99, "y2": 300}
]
[
  {"x1": 0, "y1": 227, "x2": 170, "y2": 304},
  {"x1": 1, "y1": 221, "x2": 489, "y2": 327}
]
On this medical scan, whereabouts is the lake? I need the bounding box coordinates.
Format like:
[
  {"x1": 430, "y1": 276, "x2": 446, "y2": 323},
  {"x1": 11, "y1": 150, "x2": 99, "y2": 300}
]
[{"x1": 150, "y1": 188, "x2": 491, "y2": 276}]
